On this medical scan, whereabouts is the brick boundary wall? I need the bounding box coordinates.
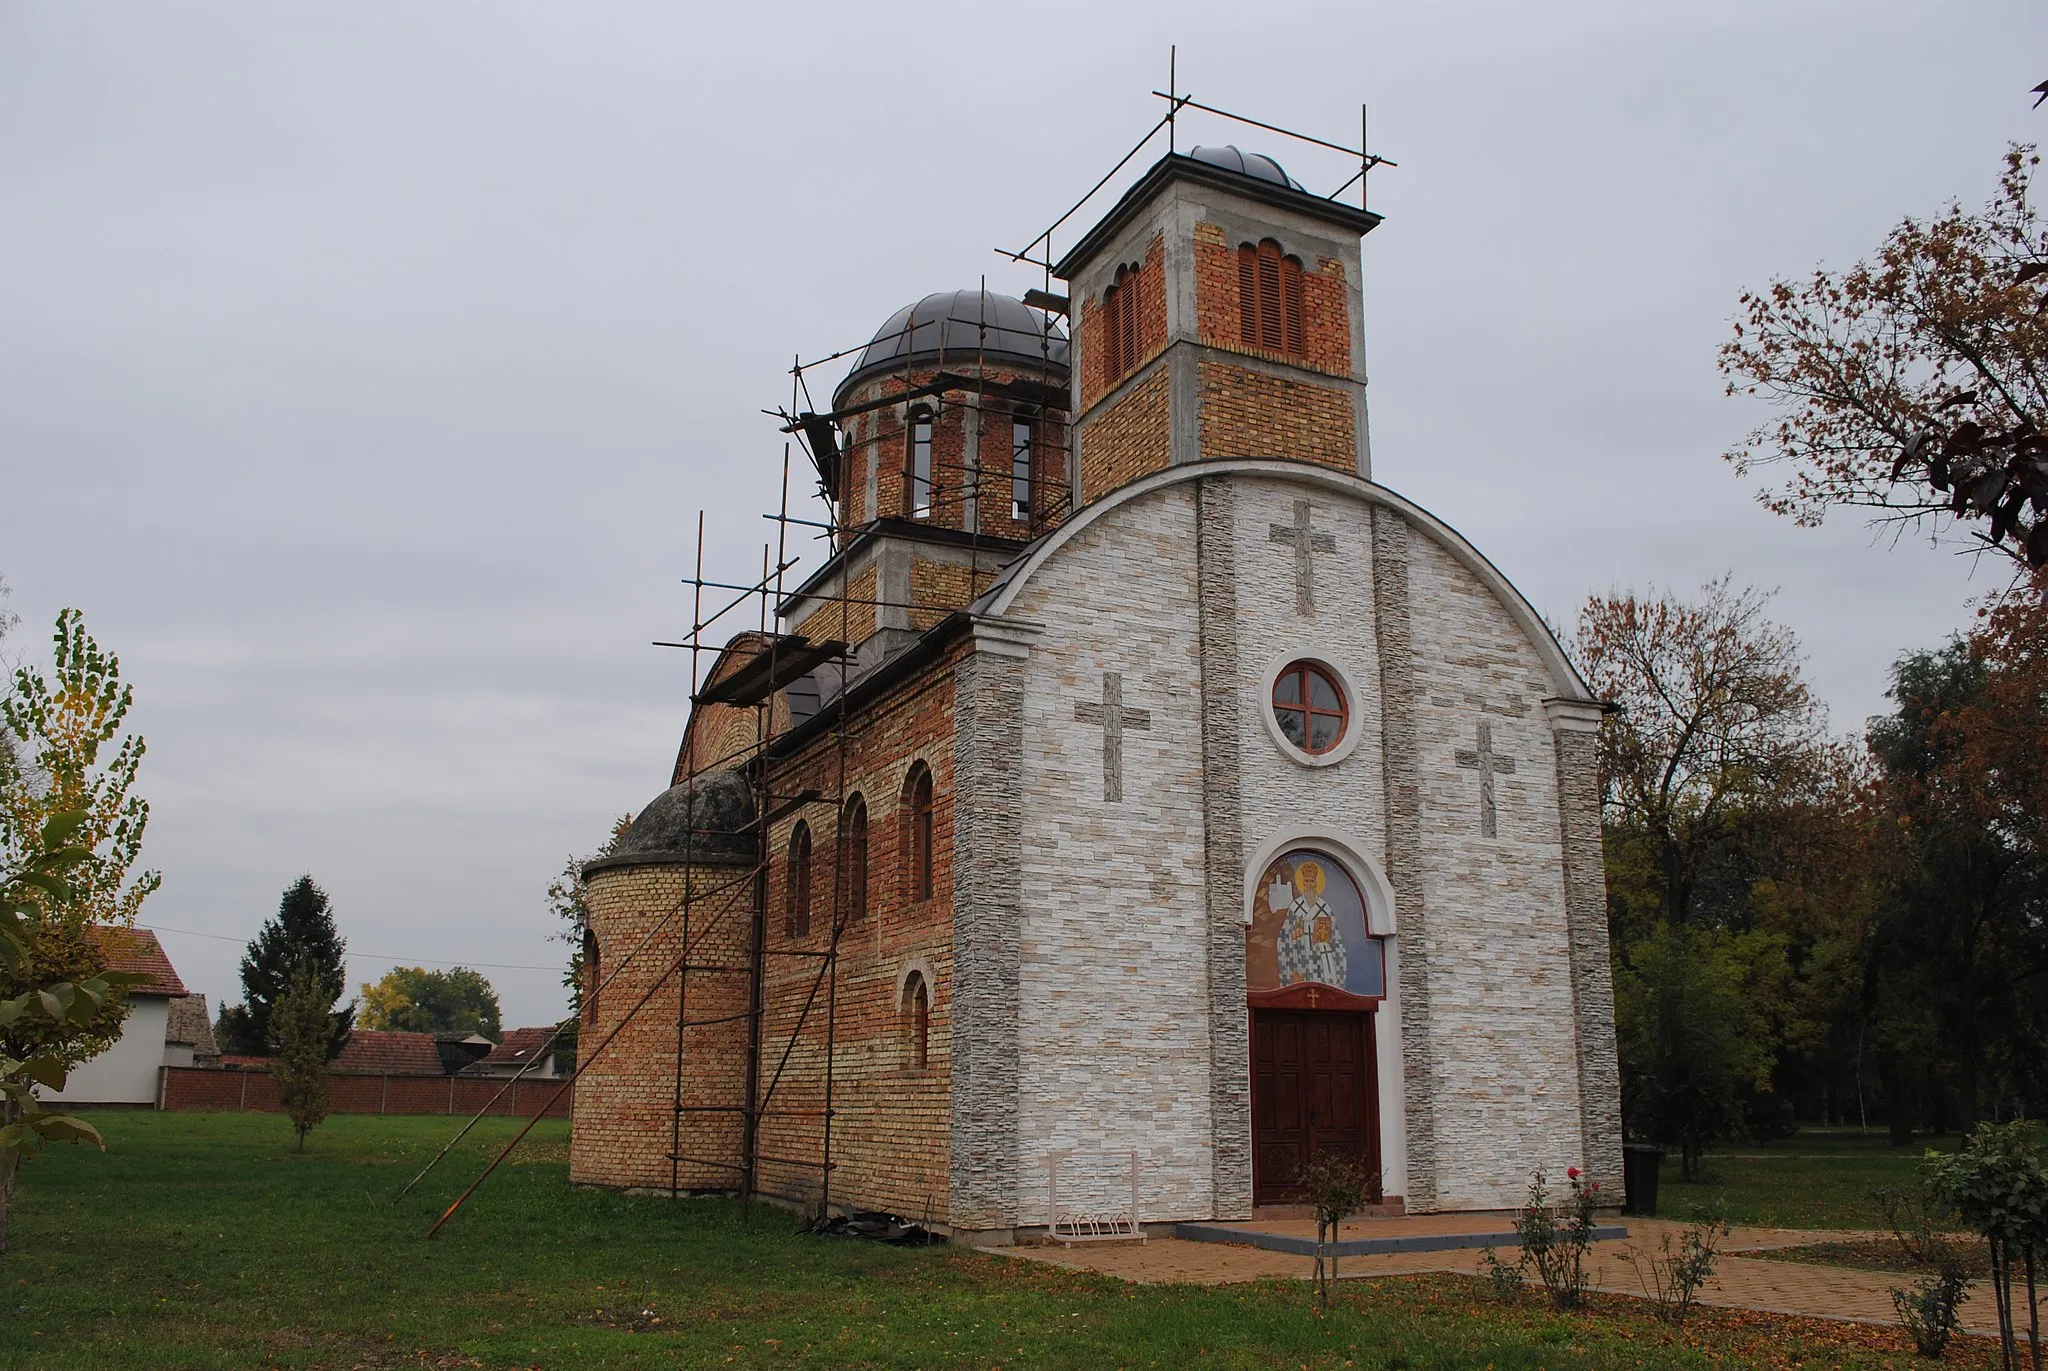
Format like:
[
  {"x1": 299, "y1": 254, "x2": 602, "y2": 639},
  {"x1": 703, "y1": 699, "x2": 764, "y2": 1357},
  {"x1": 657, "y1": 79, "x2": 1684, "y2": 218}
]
[{"x1": 158, "y1": 1066, "x2": 572, "y2": 1118}]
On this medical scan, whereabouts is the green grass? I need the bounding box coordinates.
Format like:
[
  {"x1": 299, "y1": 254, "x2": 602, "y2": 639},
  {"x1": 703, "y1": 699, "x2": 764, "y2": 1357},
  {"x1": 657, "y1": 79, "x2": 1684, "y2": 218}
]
[
  {"x1": 0, "y1": 1113, "x2": 1987, "y2": 1370},
  {"x1": 1653, "y1": 1128, "x2": 1966, "y2": 1231}
]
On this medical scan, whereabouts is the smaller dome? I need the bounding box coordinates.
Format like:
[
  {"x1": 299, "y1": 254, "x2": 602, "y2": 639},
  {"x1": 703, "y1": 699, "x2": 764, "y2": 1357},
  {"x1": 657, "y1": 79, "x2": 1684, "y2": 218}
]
[
  {"x1": 1188, "y1": 145, "x2": 1304, "y2": 192},
  {"x1": 835, "y1": 289, "x2": 1068, "y2": 408},
  {"x1": 597, "y1": 770, "x2": 755, "y2": 869}
]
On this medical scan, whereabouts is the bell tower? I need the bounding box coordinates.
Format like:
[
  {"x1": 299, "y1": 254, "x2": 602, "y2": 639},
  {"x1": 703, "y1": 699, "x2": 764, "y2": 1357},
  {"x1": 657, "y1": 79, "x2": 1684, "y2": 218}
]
[{"x1": 1053, "y1": 145, "x2": 1382, "y2": 504}]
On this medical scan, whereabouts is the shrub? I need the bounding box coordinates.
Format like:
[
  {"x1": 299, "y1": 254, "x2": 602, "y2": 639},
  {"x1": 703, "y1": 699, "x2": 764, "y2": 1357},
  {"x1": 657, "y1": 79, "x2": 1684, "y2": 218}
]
[{"x1": 1515, "y1": 1168, "x2": 1601, "y2": 1311}]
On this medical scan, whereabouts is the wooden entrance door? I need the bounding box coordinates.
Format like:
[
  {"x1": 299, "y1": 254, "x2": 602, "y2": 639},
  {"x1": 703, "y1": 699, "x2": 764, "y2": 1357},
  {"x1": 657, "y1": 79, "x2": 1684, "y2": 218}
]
[{"x1": 1250, "y1": 1010, "x2": 1381, "y2": 1206}]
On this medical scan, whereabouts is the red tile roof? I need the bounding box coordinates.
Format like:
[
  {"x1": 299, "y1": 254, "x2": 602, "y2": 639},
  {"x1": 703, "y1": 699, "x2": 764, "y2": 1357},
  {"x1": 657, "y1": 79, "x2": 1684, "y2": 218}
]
[
  {"x1": 91, "y1": 927, "x2": 186, "y2": 997},
  {"x1": 332, "y1": 1029, "x2": 445, "y2": 1076},
  {"x1": 474, "y1": 1027, "x2": 560, "y2": 1069}
]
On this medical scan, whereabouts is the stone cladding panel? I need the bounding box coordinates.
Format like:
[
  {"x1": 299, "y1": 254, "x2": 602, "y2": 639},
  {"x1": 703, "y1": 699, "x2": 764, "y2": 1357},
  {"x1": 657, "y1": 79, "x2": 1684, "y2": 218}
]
[
  {"x1": 1077, "y1": 368, "x2": 1171, "y2": 503},
  {"x1": 1192, "y1": 222, "x2": 1352, "y2": 378},
  {"x1": 753, "y1": 659, "x2": 961, "y2": 1217},
  {"x1": 1551, "y1": 714, "x2": 1625, "y2": 1192},
  {"x1": 950, "y1": 646, "x2": 1027, "y2": 1232},
  {"x1": 1193, "y1": 478, "x2": 1252, "y2": 1219},
  {"x1": 1008, "y1": 482, "x2": 1214, "y2": 1226},
  {"x1": 1403, "y1": 532, "x2": 1586, "y2": 1209},
  {"x1": 1371, "y1": 507, "x2": 1435, "y2": 1208},
  {"x1": 1198, "y1": 361, "x2": 1356, "y2": 470}
]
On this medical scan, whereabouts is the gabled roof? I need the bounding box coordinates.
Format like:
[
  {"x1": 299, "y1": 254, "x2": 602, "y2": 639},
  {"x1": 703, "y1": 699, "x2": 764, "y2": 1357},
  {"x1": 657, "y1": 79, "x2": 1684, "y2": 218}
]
[
  {"x1": 92, "y1": 927, "x2": 186, "y2": 997},
  {"x1": 332, "y1": 1029, "x2": 445, "y2": 1076},
  {"x1": 469, "y1": 1027, "x2": 560, "y2": 1071},
  {"x1": 166, "y1": 994, "x2": 218, "y2": 1054}
]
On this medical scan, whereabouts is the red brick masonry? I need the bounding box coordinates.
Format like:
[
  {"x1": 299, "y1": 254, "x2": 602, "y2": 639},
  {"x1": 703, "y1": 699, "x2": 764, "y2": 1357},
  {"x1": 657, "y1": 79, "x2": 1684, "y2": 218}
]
[{"x1": 159, "y1": 1066, "x2": 571, "y2": 1117}]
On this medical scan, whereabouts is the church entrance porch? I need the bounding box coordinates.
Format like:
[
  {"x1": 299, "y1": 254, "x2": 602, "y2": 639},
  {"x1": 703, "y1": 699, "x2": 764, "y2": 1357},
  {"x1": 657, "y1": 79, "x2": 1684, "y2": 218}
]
[{"x1": 1248, "y1": 1009, "x2": 1382, "y2": 1207}]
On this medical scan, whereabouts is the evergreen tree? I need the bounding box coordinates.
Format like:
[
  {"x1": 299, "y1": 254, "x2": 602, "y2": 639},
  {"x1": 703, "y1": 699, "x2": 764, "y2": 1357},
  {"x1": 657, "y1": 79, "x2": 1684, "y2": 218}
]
[
  {"x1": 216, "y1": 876, "x2": 353, "y2": 1057},
  {"x1": 269, "y1": 964, "x2": 334, "y2": 1151}
]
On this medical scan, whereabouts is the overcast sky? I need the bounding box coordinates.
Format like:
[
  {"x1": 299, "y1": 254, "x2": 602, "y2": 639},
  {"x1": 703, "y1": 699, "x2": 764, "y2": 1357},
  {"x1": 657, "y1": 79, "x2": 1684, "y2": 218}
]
[{"x1": 2, "y1": 2, "x2": 2038, "y2": 1029}]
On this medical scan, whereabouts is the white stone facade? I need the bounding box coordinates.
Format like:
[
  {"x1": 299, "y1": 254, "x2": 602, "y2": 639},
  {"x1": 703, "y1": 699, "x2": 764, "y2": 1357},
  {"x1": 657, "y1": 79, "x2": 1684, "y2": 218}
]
[{"x1": 978, "y1": 461, "x2": 1614, "y2": 1223}]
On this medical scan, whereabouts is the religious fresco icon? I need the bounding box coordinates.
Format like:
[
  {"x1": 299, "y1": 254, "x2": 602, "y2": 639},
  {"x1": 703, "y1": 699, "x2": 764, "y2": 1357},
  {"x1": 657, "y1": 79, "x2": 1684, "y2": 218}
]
[{"x1": 1247, "y1": 850, "x2": 1385, "y2": 1005}]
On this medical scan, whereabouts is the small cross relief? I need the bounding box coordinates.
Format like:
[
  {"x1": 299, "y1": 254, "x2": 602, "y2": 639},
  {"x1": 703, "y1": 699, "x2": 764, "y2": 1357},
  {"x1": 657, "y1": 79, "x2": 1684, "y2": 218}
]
[
  {"x1": 1269, "y1": 500, "x2": 1336, "y2": 616},
  {"x1": 1074, "y1": 670, "x2": 1151, "y2": 803},
  {"x1": 1455, "y1": 719, "x2": 1517, "y2": 839}
]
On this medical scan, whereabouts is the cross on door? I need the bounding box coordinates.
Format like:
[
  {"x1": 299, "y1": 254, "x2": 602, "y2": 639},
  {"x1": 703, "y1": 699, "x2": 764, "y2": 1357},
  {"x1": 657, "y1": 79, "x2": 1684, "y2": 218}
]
[
  {"x1": 1269, "y1": 500, "x2": 1337, "y2": 616},
  {"x1": 1074, "y1": 671, "x2": 1151, "y2": 803},
  {"x1": 1455, "y1": 719, "x2": 1517, "y2": 838}
]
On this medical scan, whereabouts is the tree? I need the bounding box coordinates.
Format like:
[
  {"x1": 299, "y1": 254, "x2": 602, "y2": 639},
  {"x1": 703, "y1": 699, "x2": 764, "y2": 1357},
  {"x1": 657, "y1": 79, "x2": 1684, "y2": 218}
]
[
  {"x1": 1614, "y1": 924, "x2": 1776, "y2": 1179},
  {"x1": 269, "y1": 964, "x2": 334, "y2": 1151},
  {"x1": 1575, "y1": 579, "x2": 1834, "y2": 1164},
  {"x1": 1575, "y1": 577, "x2": 1831, "y2": 933},
  {"x1": 1868, "y1": 621, "x2": 2048, "y2": 1133},
  {"x1": 1, "y1": 811, "x2": 139, "y2": 1254},
  {"x1": 547, "y1": 815, "x2": 631, "y2": 1025},
  {"x1": 216, "y1": 877, "x2": 353, "y2": 1057},
  {"x1": 357, "y1": 966, "x2": 500, "y2": 1038},
  {"x1": 1720, "y1": 144, "x2": 2048, "y2": 570},
  {"x1": 0, "y1": 609, "x2": 160, "y2": 929},
  {"x1": 0, "y1": 609, "x2": 157, "y2": 1078}
]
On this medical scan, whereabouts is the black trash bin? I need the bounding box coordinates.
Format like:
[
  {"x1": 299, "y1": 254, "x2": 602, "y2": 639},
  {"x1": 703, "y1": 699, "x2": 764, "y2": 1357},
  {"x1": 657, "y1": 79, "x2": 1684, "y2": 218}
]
[{"x1": 1622, "y1": 1143, "x2": 1662, "y2": 1216}]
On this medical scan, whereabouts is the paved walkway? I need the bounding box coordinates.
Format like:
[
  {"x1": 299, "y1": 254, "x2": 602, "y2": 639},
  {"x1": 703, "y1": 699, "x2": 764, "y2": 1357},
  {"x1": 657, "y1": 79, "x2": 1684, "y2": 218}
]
[{"x1": 991, "y1": 1217, "x2": 2003, "y2": 1337}]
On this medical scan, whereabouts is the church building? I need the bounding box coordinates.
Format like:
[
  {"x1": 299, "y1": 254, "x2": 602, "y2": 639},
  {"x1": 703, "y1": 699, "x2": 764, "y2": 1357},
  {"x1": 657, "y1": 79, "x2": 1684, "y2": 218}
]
[{"x1": 569, "y1": 142, "x2": 1622, "y2": 1242}]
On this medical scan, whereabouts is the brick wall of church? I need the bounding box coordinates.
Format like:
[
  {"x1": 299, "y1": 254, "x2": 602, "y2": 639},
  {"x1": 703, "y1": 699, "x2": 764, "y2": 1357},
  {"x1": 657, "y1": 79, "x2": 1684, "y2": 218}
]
[
  {"x1": 1076, "y1": 368, "x2": 1170, "y2": 503},
  {"x1": 791, "y1": 565, "x2": 877, "y2": 648},
  {"x1": 571, "y1": 859, "x2": 755, "y2": 1193},
  {"x1": 1198, "y1": 361, "x2": 1356, "y2": 470},
  {"x1": 752, "y1": 654, "x2": 962, "y2": 1219}
]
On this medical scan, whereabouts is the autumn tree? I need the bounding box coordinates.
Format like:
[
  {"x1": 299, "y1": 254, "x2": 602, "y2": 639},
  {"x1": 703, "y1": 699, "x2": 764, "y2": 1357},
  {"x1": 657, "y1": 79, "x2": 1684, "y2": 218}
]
[
  {"x1": 216, "y1": 877, "x2": 353, "y2": 1057},
  {"x1": 1866, "y1": 584, "x2": 2048, "y2": 1133},
  {"x1": 269, "y1": 965, "x2": 335, "y2": 1151},
  {"x1": 358, "y1": 965, "x2": 500, "y2": 1038},
  {"x1": 1720, "y1": 145, "x2": 2048, "y2": 571},
  {"x1": 1574, "y1": 578, "x2": 1836, "y2": 1168},
  {"x1": 0, "y1": 609, "x2": 157, "y2": 1075}
]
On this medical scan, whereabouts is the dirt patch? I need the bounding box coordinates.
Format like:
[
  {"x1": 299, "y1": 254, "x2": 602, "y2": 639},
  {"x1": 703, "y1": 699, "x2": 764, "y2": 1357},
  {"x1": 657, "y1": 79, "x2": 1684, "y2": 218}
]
[{"x1": 1749, "y1": 1238, "x2": 1993, "y2": 1280}]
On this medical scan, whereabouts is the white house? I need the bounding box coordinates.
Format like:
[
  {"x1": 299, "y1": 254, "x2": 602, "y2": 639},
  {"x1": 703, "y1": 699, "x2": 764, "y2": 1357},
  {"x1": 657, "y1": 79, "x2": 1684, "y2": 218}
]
[{"x1": 43, "y1": 928, "x2": 207, "y2": 1107}]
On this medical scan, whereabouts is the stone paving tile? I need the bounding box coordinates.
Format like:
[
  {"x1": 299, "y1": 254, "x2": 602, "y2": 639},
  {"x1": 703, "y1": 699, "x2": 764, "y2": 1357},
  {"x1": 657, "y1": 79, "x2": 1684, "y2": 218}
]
[{"x1": 989, "y1": 1219, "x2": 2005, "y2": 1338}]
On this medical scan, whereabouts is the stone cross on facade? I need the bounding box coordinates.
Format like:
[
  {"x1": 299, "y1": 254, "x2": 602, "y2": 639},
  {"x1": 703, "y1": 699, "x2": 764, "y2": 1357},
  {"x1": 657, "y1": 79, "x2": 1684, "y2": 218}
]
[
  {"x1": 1269, "y1": 500, "x2": 1337, "y2": 616},
  {"x1": 1074, "y1": 670, "x2": 1151, "y2": 803},
  {"x1": 1455, "y1": 719, "x2": 1517, "y2": 838}
]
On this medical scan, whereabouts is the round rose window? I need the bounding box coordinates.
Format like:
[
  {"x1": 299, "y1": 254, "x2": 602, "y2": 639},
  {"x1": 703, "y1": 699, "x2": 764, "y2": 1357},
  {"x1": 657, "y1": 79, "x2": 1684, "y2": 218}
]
[{"x1": 1272, "y1": 661, "x2": 1347, "y2": 755}]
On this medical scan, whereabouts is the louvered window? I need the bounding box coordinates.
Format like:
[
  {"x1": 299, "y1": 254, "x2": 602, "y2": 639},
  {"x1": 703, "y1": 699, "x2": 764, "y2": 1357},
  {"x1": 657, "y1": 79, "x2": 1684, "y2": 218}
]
[
  {"x1": 1237, "y1": 239, "x2": 1306, "y2": 356},
  {"x1": 1103, "y1": 263, "x2": 1142, "y2": 382}
]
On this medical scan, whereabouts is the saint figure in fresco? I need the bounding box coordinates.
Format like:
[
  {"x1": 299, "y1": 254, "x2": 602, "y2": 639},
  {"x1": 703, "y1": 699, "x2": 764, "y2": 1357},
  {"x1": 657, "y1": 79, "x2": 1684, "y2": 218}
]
[{"x1": 1275, "y1": 859, "x2": 1348, "y2": 989}]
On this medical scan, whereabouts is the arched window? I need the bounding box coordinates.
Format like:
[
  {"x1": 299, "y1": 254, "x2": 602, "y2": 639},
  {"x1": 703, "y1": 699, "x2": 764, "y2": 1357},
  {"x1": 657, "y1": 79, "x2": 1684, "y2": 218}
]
[
  {"x1": 1272, "y1": 661, "x2": 1348, "y2": 755},
  {"x1": 902, "y1": 762, "x2": 934, "y2": 902},
  {"x1": 1238, "y1": 239, "x2": 1306, "y2": 356},
  {"x1": 1010, "y1": 413, "x2": 1034, "y2": 521},
  {"x1": 581, "y1": 928, "x2": 599, "y2": 1028},
  {"x1": 902, "y1": 971, "x2": 931, "y2": 1070},
  {"x1": 786, "y1": 821, "x2": 813, "y2": 938},
  {"x1": 840, "y1": 795, "x2": 868, "y2": 925},
  {"x1": 905, "y1": 408, "x2": 934, "y2": 518}
]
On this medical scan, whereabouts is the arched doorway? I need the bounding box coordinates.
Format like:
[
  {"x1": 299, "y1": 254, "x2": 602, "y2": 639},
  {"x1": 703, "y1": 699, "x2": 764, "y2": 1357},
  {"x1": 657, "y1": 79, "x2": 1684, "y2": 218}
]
[{"x1": 1246, "y1": 849, "x2": 1385, "y2": 1206}]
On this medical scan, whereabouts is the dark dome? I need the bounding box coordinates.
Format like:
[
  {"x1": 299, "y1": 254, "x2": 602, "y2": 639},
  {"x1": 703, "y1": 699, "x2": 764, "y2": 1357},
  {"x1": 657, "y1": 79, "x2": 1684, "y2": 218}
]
[
  {"x1": 834, "y1": 289, "x2": 1068, "y2": 407},
  {"x1": 1188, "y1": 145, "x2": 1304, "y2": 192},
  {"x1": 592, "y1": 769, "x2": 755, "y2": 870}
]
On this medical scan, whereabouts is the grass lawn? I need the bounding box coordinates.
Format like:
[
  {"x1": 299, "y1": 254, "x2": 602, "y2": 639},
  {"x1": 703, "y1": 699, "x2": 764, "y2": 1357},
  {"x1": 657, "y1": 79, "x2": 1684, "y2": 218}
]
[
  {"x1": 0, "y1": 1112, "x2": 1998, "y2": 1370},
  {"x1": 1653, "y1": 1127, "x2": 1968, "y2": 1230}
]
